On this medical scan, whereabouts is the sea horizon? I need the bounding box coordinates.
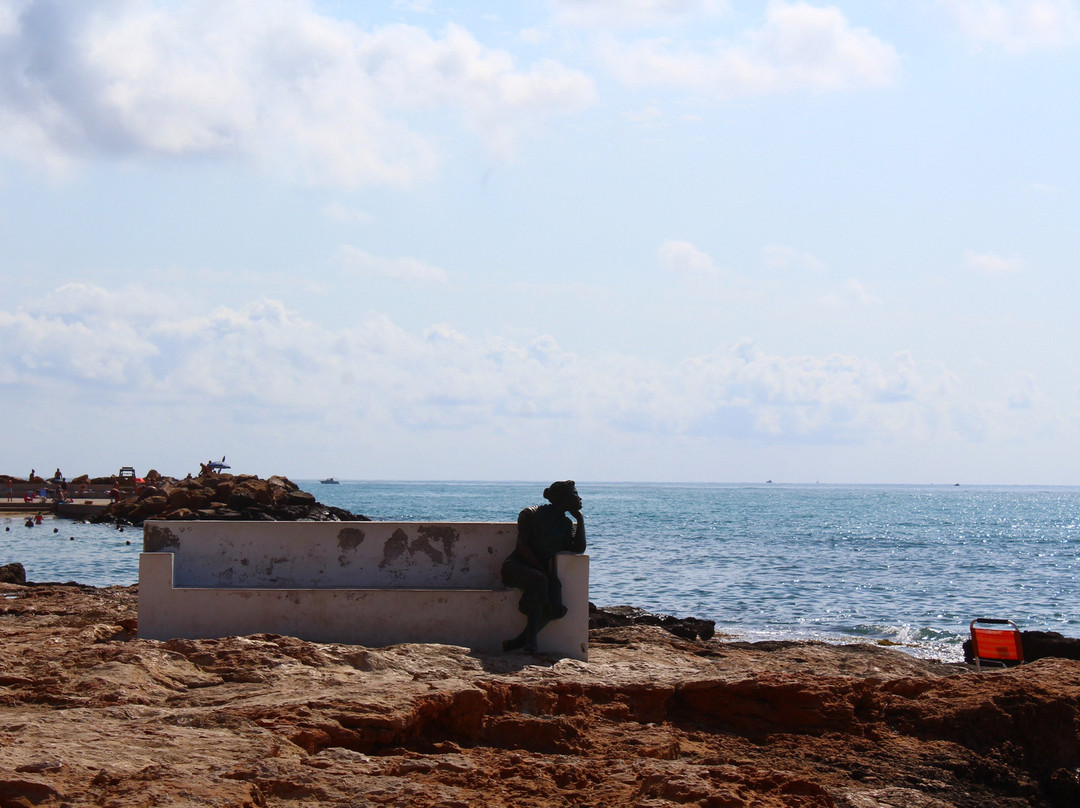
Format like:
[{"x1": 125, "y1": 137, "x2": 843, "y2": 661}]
[{"x1": 4, "y1": 479, "x2": 1077, "y2": 664}]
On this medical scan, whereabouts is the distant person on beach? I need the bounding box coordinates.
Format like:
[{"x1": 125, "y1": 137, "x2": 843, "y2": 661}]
[{"x1": 501, "y1": 480, "x2": 586, "y2": 653}]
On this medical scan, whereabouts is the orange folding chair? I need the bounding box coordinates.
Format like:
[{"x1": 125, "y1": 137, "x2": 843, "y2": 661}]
[{"x1": 969, "y1": 618, "x2": 1024, "y2": 671}]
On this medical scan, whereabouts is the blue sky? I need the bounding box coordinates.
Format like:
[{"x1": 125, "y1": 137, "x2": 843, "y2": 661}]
[{"x1": 2, "y1": 0, "x2": 1079, "y2": 484}]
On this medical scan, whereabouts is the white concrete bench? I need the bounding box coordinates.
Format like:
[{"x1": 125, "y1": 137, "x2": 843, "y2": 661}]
[{"x1": 138, "y1": 520, "x2": 589, "y2": 660}]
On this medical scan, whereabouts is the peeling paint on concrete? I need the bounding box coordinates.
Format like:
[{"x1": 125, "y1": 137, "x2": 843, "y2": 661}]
[
  {"x1": 418, "y1": 525, "x2": 459, "y2": 562},
  {"x1": 379, "y1": 528, "x2": 411, "y2": 577},
  {"x1": 147, "y1": 520, "x2": 516, "y2": 589},
  {"x1": 144, "y1": 524, "x2": 180, "y2": 552},
  {"x1": 337, "y1": 527, "x2": 366, "y2": 567},
  {"x1": 410, "y1": 534, "x2": 444, "y2": 565},
  {"x1": 379, "y1": 524, "x2": 462, "y2": 580},
  {"x1": 337, "y1": 527, "x2": 365, "y2": 552}
]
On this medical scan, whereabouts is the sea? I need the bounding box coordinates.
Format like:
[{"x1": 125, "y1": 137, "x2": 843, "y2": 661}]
[{"x1": 3, "y1": 481, "x2": 1078, "y2": 662}]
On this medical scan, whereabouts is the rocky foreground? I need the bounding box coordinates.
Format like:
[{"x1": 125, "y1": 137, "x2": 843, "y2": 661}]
[{"x1": 1, "y1": 584, "x2": 1079, "y2": 808}]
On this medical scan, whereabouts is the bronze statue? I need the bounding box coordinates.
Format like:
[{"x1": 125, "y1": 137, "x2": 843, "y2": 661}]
[{"x1": 501, "y1": 480, "x2": 586, "y2": 653}]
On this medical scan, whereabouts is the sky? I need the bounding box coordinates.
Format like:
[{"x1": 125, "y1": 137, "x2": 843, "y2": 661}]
[{"x1": 1, "y1": 0, "x2": 1079, "y2": 485}]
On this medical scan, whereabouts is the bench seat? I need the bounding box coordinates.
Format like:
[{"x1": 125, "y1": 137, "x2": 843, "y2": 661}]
[{"x1": 138, "y1": 521, "x2": 588, "y2": 659}]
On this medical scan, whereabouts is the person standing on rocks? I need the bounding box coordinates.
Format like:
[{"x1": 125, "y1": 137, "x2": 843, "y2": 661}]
[{"x1": 501, "y1": 480, "x2": 586, "y2": 653}]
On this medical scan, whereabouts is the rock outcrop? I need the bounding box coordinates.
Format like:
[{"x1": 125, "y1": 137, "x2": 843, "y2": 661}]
[
  {"x1": 589, "y1": 603, "x2": 716, "y2": 641},
  {"x1": 90, "y1": 473, "x2": 366, "y2": 525},
  {"x1": 1, "y1": 581, "x2": 1079, "y2": 807}
]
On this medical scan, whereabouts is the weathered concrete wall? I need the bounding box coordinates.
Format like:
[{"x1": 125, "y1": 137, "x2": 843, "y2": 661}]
[
  {"x1": 138, "y1": 521, "x2": 589, "y2": 660},
  {"x1": 143, "y1": 521, "x2": 516, "y2": 588}
]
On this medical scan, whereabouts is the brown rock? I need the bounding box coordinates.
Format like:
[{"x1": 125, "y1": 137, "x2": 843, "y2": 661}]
[
  {"x1": 165, "y1": 485, "x2": 214, "y2": 511},
  {"x1": 0, "y1": 562, "x2": 26, "y2": 584},
  {"x1": 228, "y1": 479, "x2": 274, "y2": 509},
  {"x1": 1, "y1": 584, "x2": 1078, "y2": 807},
  {"x1": 267, "y1": 476, "x2": 299, "y2": 494},
  {"x1": 590, "y1": 603, "x2": 715, "y2": 640},
  {"x1": 126, "y1": 495, "x2": 168, "y2": 523},
  {"x1": 90, "y1": 473, "x2": 364, "y2": 524},
  {"x1": 214, "y1": 478, "x2": 235, "y2": 501},
  {"x1": 286, "y1": 490, "x2": 316, "y2": 507},
  {"x1": 164, "y1": 508, "x2": 196, "y2": 520}
]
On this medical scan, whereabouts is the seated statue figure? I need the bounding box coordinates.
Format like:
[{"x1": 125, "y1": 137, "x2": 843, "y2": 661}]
[{"x1": 501, "y1": 480, "x2": 586, "y2": 653}]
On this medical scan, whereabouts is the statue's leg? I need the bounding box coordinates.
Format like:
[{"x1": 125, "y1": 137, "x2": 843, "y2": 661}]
[
  {"x1": 522, "y1": 614, "x2": 541, "y2": 653},
  {"x1": 545, "y1": 573, "x2": 567, "y2": 620},
  {"x1": 501, "y1": 560, "x2": 548, "y2": 651}
]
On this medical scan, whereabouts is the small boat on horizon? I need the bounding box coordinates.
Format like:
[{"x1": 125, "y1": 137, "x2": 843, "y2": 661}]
[{"x1": 320, "y1": 477, "x2": 340, "y2": 484}]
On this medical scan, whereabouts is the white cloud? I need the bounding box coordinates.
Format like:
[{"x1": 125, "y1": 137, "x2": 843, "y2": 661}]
[
  {"x1": 0, "y1": 283, "x2": 160, "y2": 384},
  {"x1": 1028, "y1": 182, "x2": 1061, "y2": 194},
  {"x1": 0, "y1": 0, "x2": 23, "y2": 37},
  {"x1": 598, "y1": 1, "x2": 898, "y2": 96},
  {"x1": 672, "y1": 342, "x2": 945, "y2": 442},
  {"x1": 941, "y1": 0, "x2": 1080, "y2": 53},
  {"x1": 763, "y1": 244, "x2": 825, "y2": 272},
  {"x1": 323, "y1": 203, "x2": 373, "y2": 224},
  {"x1": 820, "y1": 278, "x2": 880, "y2": 307},
  {"x1": 520, "y1": 27, "x2": 549, "y2": 44},
  {"x1": 552, "y1": 0, "x2": 729, "y2": 28},
  {"x1": 624, "y1": 104, "x2": 665, "y2": 125},
  {"x1": 392, "y1": 0, "x2": 434, "y2": 12},
  {"x1": 0, "y1": 0, "x2": 595, "y2": 185},
  {"x1": 0, "y1": 284, "x2": 1068, "y2": 478},
  {"x1": 337, "y1": 246, "x2": 451, "y2": 284},
  {"x1": 1007, "y1": 371, "x2": 1041, "y2": 410},
  {"x1": 964, "y1": 250, "x2": 1024, "y2": 275},
  {"x1": 658, "y1": 240, "x2": 720, "y2": 276}
]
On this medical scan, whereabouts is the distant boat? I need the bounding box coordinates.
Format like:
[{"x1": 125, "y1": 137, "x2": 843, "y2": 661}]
[{"x1": 320, "y1": 477, "x2": 340, "y2": 484}]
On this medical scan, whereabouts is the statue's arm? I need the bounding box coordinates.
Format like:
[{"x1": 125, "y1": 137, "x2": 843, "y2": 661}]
[{"x1": 568, "y1": 510, "x2": 586, "y2": 553}]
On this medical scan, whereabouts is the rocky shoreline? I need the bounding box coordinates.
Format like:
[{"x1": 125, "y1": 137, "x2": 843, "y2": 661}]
[
  {"x1": 2, "y1": 582, "x2": 1079, "y2": 807},
  {"x1": 90, "y1": 472, "x2": 368, "y2": 525}
]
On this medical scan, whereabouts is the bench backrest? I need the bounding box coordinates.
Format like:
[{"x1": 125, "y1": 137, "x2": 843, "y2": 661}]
[{"x1": 143, "y1": 520, "x2": 517, "y2": 589}]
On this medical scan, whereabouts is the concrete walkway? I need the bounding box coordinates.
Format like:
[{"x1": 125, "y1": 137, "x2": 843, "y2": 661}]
[{"x1": 1, "y1": 500, "x2": 110, "y2": 515}]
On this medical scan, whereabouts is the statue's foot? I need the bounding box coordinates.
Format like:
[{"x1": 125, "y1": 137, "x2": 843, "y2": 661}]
[
  {"x1": 523, "y1": 624, "x2": 539, "y2": 654},
  {"x1": 502, "y1": 633, "x2": 525, "y2": 651}
]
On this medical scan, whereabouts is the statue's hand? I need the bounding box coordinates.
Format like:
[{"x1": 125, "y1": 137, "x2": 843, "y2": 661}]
[{"x1": 569, "y1": 509, "x2": 583, "y2": 520}]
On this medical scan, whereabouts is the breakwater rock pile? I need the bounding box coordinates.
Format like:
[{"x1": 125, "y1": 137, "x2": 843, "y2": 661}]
[
  {"x1": 90, "y1": 473, "x2": 367, "y2": 525},
  {"x1": 1, "y1": 583, "x2": 1079, "y2": 807}
]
